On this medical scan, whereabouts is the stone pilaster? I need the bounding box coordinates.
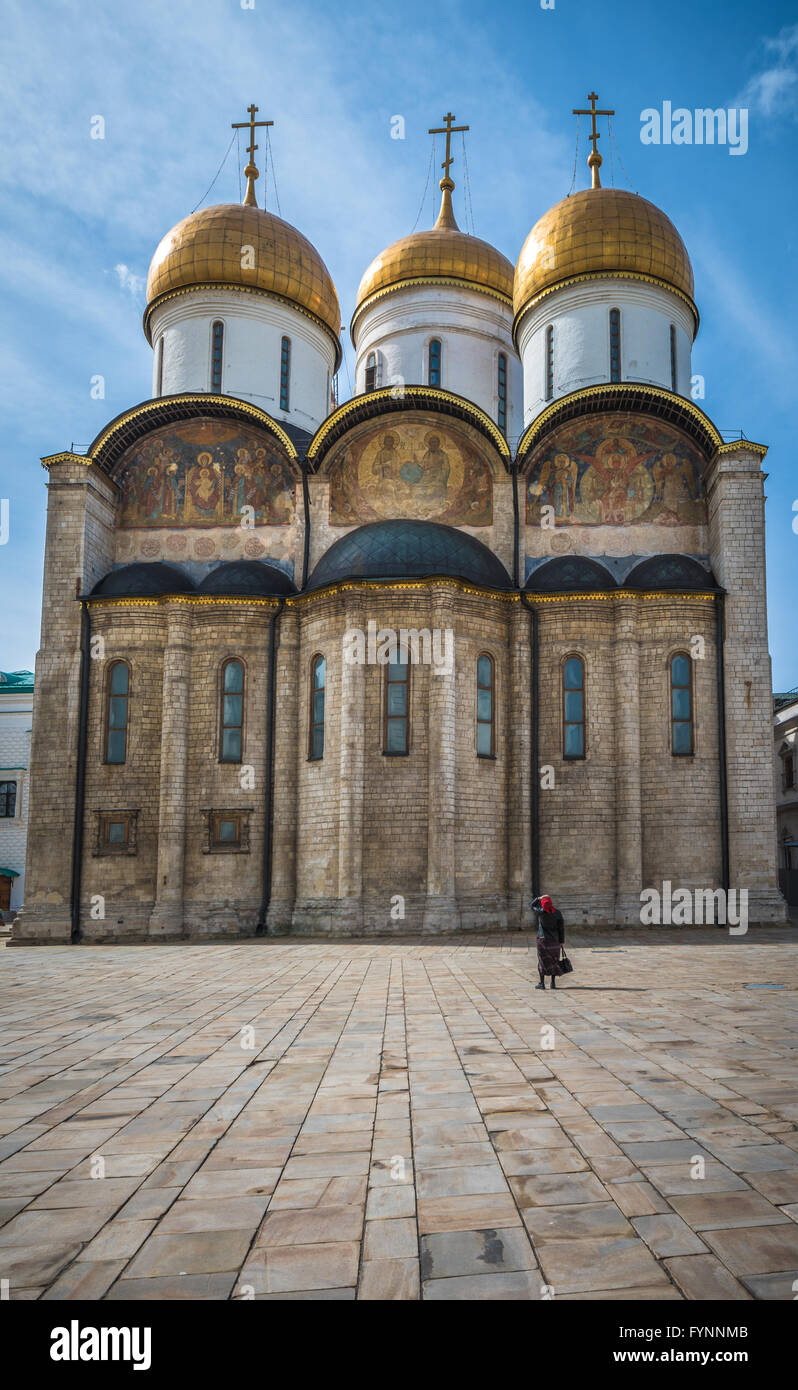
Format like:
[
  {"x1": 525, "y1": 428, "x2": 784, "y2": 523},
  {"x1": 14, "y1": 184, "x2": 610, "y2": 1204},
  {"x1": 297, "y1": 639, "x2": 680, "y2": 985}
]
[
  {"x1": 613, "y1": 595, "x2": 643, "y2": 924},
  {"x1": 148, "y1": 602, "x2": 191, "y2": 937},
  {"x1": 268, "y1": 607, "x2": 299, "y2": 932},
  {"x1": 424, "y1": 590, "x2": 459, "y2": 931},
  {"x1": 337, "y1": 596, "x2": 365, "y2": 932},
  {"x1": 508, "y1": 602, "x2": 533, "y2": 927},
  {"x1": 12, "y1": 458, "x2": 116, "y2": 944},
  {"x1": 706, "y1": 445, "x2": 787, "y2": 921}
]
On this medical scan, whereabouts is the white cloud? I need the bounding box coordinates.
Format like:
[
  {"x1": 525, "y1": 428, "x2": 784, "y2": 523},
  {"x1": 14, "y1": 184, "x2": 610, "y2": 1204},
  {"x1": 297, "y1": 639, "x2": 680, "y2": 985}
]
[
  {"x1": 114, "y1": 263, "x2": 145, "y2": 297},
  {"x1": 737, "y1": 23, "x2": 798, "y2": 117}
]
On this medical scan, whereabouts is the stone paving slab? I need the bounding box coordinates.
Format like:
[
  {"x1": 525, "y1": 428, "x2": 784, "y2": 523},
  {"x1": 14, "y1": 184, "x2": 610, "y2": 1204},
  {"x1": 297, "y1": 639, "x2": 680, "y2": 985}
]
[{"x1": 1, "y1": 930, "x2": 797, "y2": 1300}]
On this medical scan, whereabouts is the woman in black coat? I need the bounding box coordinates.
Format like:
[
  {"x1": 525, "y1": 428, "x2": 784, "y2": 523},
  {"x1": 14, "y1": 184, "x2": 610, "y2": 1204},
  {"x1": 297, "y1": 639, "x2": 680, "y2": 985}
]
[{"x1": 532, "y1": 894, "x2": 566, "y2": 989}]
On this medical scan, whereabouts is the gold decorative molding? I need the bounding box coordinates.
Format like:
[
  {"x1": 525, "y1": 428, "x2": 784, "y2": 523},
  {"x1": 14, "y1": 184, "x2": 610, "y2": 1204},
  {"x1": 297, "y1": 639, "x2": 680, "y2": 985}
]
[
  {"x1": 513, "y1": 270, "x2": 699, "y2": 344},
  {"x1": 351, "y1": 275, "x2": 512, "y2": 344},
  {"x1": 307, "y1": 385, "x2": 510, "y2": 463},
  {"x1": 515, "y1": 382, "x2": 724, "y2": 464},
  {"x1": 88, "y1": 393, "x2": 299, "y2": 471},
  {"x1": 144, "y1": 283, "x2": 342, "y2": 366},
  {"x1": 86, "y1": 580, "x2": 717, "y2": 612}
]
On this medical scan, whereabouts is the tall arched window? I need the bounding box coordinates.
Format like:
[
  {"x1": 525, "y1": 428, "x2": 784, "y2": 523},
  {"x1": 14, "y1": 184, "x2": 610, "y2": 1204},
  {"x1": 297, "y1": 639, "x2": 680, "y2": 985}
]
[
  {"x1": 609, "y1": 309, "x2": 621, "y2": 382},
  {"x1": 105, "y1": 661, "x2": 129, "y2": 764},
  {"x1": 476, "y1": 653, "x2": 495, "y2": 758},
  {"x1": 365, "y1": 352, "x2": 377, "y2": 392},
  {"x1": 670, "y1": 324, "x2": 678, "y2": 392},
  {"x1": 545, "y1": 324, "x2": 555, "y2": 401},
  {"x1": 562, "y1": 656, "x2": 585, "y2": 759},
  {"x1": 384, "y1": 653, "x2": 409, "y2": 754},
  {"x1": 309, "y1": 655, "x2": 326, "y2": 760},
  {"x1": 280, "y1": 336, "x2": 291, "y2": 411},
  {"x1": 670, "y1": 653, "x2": 694, "y2": 756},
  {"x1": 497, "y1": 354, "x2": 507, "y2": 433},
  {"x1": 219, "y1": 659, "x2": 245, "y2": 763},
  {"x1": 428, "y1": 338, "x2": 441, "y2": 387},
  {"x1": 211, "y1": 321, "x2": 224, "y2": 394},
  {"x1": 156, "y1": 336, "x2": 164, "y2": 396}
]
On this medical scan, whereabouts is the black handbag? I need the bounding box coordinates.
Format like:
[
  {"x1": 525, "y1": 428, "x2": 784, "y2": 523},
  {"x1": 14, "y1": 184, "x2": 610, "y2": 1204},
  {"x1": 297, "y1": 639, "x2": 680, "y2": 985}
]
[{"x1": 559, "y1": 952, "x2": 574, "y2": 975}]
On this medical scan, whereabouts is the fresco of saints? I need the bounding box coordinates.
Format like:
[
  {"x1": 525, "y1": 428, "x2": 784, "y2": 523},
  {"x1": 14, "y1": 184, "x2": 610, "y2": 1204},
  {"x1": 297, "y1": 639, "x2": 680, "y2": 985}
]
[
  {"x1": 185, "y1": 452, "x2": 224, "y2": 523},
  {"x1": 371, "y1": 432, "x2": 402, "y2": 511},
  {"x1": 417, "y1": 434, "x2": 450, "y2": 505},
  {"x1": 580, "y1": 437, "x2": 654, "y2": 524}
]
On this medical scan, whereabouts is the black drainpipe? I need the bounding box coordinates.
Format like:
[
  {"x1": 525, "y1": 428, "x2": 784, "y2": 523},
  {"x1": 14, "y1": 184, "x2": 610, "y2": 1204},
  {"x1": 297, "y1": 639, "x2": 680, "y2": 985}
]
[
  {"x1": 301, "y1": 459, "x2": 311, "y2": 590},
  {"x1": 70, "y1": 600, "x2": 91, "y2": 943},
  {"x1": 256, "y1": 595, "x2": 286, "y2": 934},
  {"x1": 519, "y1": 591, "x2": 540, "y2": 900},
  {"x1": 716, "y1": 591, "x2": 730, "y2": 892}
]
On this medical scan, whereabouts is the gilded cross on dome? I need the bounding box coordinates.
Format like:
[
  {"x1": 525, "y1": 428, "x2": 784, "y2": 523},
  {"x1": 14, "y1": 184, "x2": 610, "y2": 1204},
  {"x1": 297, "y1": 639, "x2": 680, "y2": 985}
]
[
  {"x1": 572, "y1": 90, "x2": 615, "y2": 189},
  {"x1": 231, "y1": 103, "x2": 274, "y2": 207},
  {"x1": 427, "y1": 112, "x2": 470, "y2": 229}
]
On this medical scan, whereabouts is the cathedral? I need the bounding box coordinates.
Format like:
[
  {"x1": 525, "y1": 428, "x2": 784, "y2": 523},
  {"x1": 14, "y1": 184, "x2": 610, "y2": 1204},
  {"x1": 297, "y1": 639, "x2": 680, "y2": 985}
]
[{"x1": 13, "y1": 99, "x2": 787, "y2": 943}]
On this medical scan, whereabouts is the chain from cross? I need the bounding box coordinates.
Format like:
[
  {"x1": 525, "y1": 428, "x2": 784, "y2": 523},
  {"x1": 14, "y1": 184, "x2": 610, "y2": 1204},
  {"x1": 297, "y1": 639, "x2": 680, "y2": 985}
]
[
  {"x1": 572, "y1": 91, "x2": 614, "y2": 188},
  {"x1": 428, "y1": 112, "x2": 470, "y2": 184}
]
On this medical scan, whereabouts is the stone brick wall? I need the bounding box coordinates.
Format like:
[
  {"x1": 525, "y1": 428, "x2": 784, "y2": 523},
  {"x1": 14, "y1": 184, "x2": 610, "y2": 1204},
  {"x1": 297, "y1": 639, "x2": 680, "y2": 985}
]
[{"x1": 707, "y1": 446, "x2": 786, "y2": 920}]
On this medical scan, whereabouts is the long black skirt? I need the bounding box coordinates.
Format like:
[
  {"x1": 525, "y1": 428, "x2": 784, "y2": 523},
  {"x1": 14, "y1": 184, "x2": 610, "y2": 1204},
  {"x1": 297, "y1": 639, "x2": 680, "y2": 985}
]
[{"x1": 537, "y1": 939, "x2": 564, "y2": 976}]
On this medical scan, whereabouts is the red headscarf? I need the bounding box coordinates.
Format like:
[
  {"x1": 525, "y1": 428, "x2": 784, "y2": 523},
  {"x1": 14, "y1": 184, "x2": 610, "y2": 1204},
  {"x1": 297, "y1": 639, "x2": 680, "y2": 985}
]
[{"x1": 539, "y1": 895, "x2": 554, "y2": 913}]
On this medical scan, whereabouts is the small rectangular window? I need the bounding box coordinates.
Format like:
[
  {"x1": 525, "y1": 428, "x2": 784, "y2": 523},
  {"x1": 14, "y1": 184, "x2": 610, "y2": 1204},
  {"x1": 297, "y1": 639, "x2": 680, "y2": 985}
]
[
  {"x1": 0, "y1": 781, "x2": 17, "y2": 818},
  {"x1": 670, "y1": 324, "x2": 678, "y2": 392},
  {"x1": 94, "y1": 810, "x2": 138, "y2": 856},
  {"x1": 203, "y1": 809, "x2": 250, "y2": 853},
  {"x1": 384, "y1": 655, "x2": 409, "y2": 754},
  {"x1": 365, "y1": 353, "x2": 377, "y2": 392}
]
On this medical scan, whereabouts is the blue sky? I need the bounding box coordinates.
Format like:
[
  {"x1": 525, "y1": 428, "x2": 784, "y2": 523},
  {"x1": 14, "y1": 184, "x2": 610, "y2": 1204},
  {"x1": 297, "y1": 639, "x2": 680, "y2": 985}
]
[{"x1": 1, "y1": 0, "x2": 796, "y2": 686}]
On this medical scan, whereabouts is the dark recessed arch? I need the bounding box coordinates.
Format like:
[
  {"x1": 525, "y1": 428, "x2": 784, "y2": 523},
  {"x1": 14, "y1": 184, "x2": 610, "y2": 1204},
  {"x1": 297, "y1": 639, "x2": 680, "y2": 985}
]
[
  {"x1": 197, "y1": 561, "x2": 297, "y2": 597},
  {"x1": 307, "y1": 519, "x2": 513, "y2": 592},
  {"x1": 624, "y1": 554, "x2": 718, "y2": 592},
  {"x1": 525, "y1": 556, "x2": 617, "y2": 594},
  {"x1": 89, "y1": 562, "x2": 195, "y2": 598}
]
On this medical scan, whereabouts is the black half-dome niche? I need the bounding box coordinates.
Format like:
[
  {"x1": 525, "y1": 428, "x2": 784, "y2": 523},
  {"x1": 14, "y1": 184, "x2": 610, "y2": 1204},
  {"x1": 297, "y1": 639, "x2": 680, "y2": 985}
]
[
  {"x1": 197, "y1": 561, "x2": 296, "y2": 597},
  {"x1": 624, "y1": 555, "x2": 717, "y2": 591},
  {"x1": 307, "y1": 520, "x2": 513, "y2": 592},
  {"x1": 525, "y1": 556, "x2": 617, "y2": 594},
  {"x1": 89, "y1": 562, "x2": 195, "y2": 597}
]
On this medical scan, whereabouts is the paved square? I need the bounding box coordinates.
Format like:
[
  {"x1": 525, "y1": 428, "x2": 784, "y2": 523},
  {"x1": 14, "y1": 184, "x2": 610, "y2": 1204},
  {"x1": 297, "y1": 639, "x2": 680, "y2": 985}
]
[{"x1": 1, "y1": 930, "x2": 797, "y2": 1300}]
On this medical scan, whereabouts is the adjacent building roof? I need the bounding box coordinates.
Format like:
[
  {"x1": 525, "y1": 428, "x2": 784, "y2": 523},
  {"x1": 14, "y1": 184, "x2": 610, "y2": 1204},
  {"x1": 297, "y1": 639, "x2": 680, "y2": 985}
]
[{"x1": 0, "y1": 671, "x2": 34, "y2": 693}]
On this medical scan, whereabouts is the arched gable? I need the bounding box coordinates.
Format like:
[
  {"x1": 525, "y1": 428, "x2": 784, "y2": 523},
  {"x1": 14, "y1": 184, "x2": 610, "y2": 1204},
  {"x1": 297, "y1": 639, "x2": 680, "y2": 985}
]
[{"x1": 309, "y1": 391, "x2": 508, "y2": 531}]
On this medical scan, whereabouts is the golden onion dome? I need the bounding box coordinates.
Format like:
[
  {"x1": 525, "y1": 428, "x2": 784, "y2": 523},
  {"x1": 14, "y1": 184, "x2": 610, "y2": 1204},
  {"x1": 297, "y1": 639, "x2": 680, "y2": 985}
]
[
  {"x1": 351, "y1": 180, "x2": 513, "y2": 343},
  {"x1": 513, "y1": 187, "x2": 696, "y2": 339},
  {"x1": 145, "y1": 202, "x2": 341, "y2": 357}
]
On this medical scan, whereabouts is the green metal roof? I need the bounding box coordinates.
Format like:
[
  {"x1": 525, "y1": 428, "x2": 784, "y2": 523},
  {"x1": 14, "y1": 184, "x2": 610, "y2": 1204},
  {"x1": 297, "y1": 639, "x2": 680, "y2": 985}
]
[
  {"x1": 0, "y1": 868, "x2": 20, "y2": 879},
  {"x1": 0, "y1": 671, "x2": 34, "y2": 693}
]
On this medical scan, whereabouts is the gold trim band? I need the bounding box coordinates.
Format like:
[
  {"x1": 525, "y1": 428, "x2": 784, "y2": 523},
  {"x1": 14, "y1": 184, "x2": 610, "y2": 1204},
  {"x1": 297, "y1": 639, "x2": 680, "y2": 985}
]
[
  {"x1": 307, "y1": 385, "x2": 510, "y2": 462},
  {"x1": 144, "y1": 283, "x2": 342, "y2": 368},
  {"x1": 513, "y1": 270, "x2": 700, "y2": 346},
  {"x1": 351, "y1": 275, "x2": 513, "y2": 344}
]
